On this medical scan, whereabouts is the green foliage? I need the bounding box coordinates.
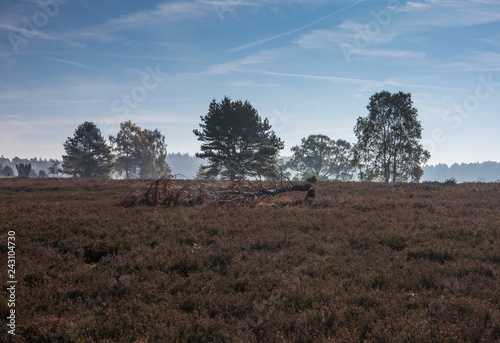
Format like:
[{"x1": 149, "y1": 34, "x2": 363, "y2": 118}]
[
  {"x1": 193, "y1": 96, "x2": 284, "y2": 180},
  {"x1": 16, "y1": 163, "x2": 31, "y2": 177},
  {"x1": 306, "y1": 175, "x2": 318, "y2": 183},
  {"x1": 353, "y1": 91, "x2": 430, "y2": 182},
  {"x1": 109, "y1": 121, "x2": 171, "y2": 179},
  {"x1": 140, "y1": 128, "x2": 171, "y2": 179},
  {"x1": 62, "y1": 121, "x2": 114, "y2": 178},
  {"x1": 38, "y1": 170, "x2": 47, "y2": 178},
  {"x1": 288, "y1": 134, "x2": 355, "y2": 181}
]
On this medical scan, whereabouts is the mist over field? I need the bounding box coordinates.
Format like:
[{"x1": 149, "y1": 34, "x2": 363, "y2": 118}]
[{"x1": 2, "y1": 154, "x2": 500, "y2": 182}]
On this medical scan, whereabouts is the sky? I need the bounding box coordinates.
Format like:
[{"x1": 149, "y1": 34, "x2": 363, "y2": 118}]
[{"x1": 1, "y1": 0, "x2": 499, "y2": 166}]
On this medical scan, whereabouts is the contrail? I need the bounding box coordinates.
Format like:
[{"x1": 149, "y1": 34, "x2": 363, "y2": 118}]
[
  {"x1": 230, "y1": 0, "x2": 366, "y2": 53},
  {"x1": 257, "y1": 70, "x2": 469, "y2": 92}
]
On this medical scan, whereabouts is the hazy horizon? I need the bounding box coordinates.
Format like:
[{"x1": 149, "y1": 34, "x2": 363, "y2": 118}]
[
  {"x1": 1, "y1": 152, "x2": 499, "y2": 167},
  {"x1": 1, "y1": 0, "x2": 499, "y2": 166}
]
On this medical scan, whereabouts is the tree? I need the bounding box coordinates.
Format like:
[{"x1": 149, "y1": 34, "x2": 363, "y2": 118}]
[
  {"x1": 48, "y1": 159, "x2": 62, "y2": 177},
  {"x1": 109, "y1": 121, "x2": 171, "y2": 180},
  {"x1": 62, "y1": 121, "x2": 114, "y2": 178},
  {"x1": 194, "y1": 96, "x2": 284, "y2": 180},
  {"x1": 138, "y1": 128, "x2": 171, "y2": 179},
  {"x1": 353, "y1": 91, "x2": 430, "y2": 182},
  {"x1": 195, "y1": 164, "x2": 213, "y2": 180},
  {"x1": 16, "y1": 163, "x2": 31, "y2": 177},
  {"x1": 288, "y1": 134, "x2": 354, "y2": 181},
  {"x1": 1, "y1": 165, "x2": 14, "y2": 176},
  {"x1": 109, "y1": 121, "x2": 141, "y2": 179},
  {"x1": 331, "y1": 139, "x2": 355, "y2": 181},
  {"x1": 288, "y1": 135, "x2": 333, "y2": 180}
]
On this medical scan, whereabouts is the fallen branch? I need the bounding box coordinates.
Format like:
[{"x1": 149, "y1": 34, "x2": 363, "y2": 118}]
[
  {"x1": 119, "y1": 178, "x2": 315, "y2": 207},
  {"x1": 213, "y1": 184, "x2": 315, "y2": 199}
]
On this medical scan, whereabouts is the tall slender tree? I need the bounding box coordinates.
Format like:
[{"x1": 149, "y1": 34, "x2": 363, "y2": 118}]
[
  {"x1": 194, "y1": 96, "x2": 284, "y2": 179},
  {"x1": 109, "y1": 121, "x2": 141, "y2": 179},
  {"x1": 63, "y1": 121, "x2": 114, "y2": 178},
  {"x1": 139, "y1": 128, "x2": 170, "y2": 179},
  {"x1": 353, "y1": 91, "x2": 430, "y2": 182}
]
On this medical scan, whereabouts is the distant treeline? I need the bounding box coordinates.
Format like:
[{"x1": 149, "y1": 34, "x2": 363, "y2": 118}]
[
  {"x1": 166, "y1": 153, "x2": 204, "y2": 179},
  {"x1": 0, "y1": 154, "x2": 204, "y2": 179},
  {"x1": 0, "y1": 156, "x2": 52, "y2": 177},
  {"x1": 2, "y1": 155, "x2": 499, "y2": 182},
  {"x1": 421, "y1": 161, "x2": 500, "y2": 183}
]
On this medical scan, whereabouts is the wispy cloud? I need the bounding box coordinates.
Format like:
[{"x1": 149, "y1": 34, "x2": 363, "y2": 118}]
[
  {"x1": 0, "y1": 90, "x2": 28, "y2": 101},
  {"x1": 398, "y1": 1, "x2": 432, "y2": 12},
  {"x1": 293, "y1": 22, "x2": 396, "y2": 50},
  {"x1": 67, "y1": 1, "x2": 219, "y2": 43},
  {"x1": 293, "y1": 0, "x2": 500, "y2": 64},
  {"x1": 45, "y1": 58, "x2": 88, "y2": 68},
  {"x1": 440, "y1": 51, "x2": 500, "y2": 71},
  {"x1": 0, "y1": 23, "x2": 84, "y2": 47},
  {"x1": 256, "y1": 70, "x2": 468, "y2": 92},
  {"x1": 357, "y1": 49, "x2": 426, "y2": 59},
  {"x1": 201, "y1": 49, "x2": 283, "y2": 75},
  {"x1": 230, "y1": 0, "x2": 366, "y2": 52},
  {"x1": 398, "y1": 0, "x2": 500, "y2": 26}
]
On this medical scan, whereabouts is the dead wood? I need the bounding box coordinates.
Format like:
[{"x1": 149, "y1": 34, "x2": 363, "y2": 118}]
[{"x1": 119, "y1": 178, "x2": 315, "y2": 207}]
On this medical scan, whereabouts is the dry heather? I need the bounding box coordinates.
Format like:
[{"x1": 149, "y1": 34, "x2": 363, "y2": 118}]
[{"x1": 1, "y1": 178, "x2": 499, "y2": 342}]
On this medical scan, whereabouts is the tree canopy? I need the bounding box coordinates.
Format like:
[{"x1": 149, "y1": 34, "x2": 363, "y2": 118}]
[
  {"x1": 288, "y1": 134, "x2": 354, "y2": 181},
  {"x1": 353, "y1": 91, "x2": 430, "y2": 182},
  {"x1": 109, "y1": 121, "x2": 171, "y2": 179},
  {"x1": 48, "y1": 159, "x2": 62, "y2": 177},
  {"x1": 16, "y1": 163, "x2": 31, "y2": 178},
  {"x1": 193, "y1": 96, "x2": 284, "y2": 180},
  {"x1": 62, "y1": 121, "x2": 114, "y2": 178}
]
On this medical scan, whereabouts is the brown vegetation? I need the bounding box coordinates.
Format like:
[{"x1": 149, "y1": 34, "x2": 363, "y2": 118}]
[
  {"x1": 118, "y1": 178, "x2": 315, "y2": 208},
  {"x1": 1, "y1": 178, "x2": 500, "y2": 342}
]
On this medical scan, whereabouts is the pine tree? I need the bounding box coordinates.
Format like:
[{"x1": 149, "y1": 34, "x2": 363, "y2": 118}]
[
  {"x1": 62, "y1": 122, "x2": 114, "y2": 178},
  {"x1": 193, "y1": 96, "x2": 284, "y2": 180}
]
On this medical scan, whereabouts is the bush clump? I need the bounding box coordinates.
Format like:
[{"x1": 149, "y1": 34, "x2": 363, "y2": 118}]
[
  {"x1": 443, "y1": 178, "x2": 457, "y2": 186},
  {"x1": 306, "y1": 175, "x2": 318, "y2": 183}
]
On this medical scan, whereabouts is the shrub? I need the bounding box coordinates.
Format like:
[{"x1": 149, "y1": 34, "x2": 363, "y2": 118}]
[
  {"x1": 443, "y1": 178, "x2": 457, "y2": 186},
  {"x1": 306, "y1": 175, "x2": 318, "y2": 183}
]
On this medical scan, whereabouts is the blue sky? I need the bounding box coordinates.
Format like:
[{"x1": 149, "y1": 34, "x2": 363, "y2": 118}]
[{"x1": 1, "y1": 0, "x2": 499, "y2": 165}]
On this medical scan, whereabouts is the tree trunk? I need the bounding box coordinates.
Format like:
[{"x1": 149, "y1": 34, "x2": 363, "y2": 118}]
[{"x1": 392, "y1": 155, "x2": 397, "y2": 182}]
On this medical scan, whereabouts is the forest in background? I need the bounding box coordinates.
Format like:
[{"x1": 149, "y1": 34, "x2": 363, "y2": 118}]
[{"x1": 1, "y1": 154, "x2": 500, "y2": 182}]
